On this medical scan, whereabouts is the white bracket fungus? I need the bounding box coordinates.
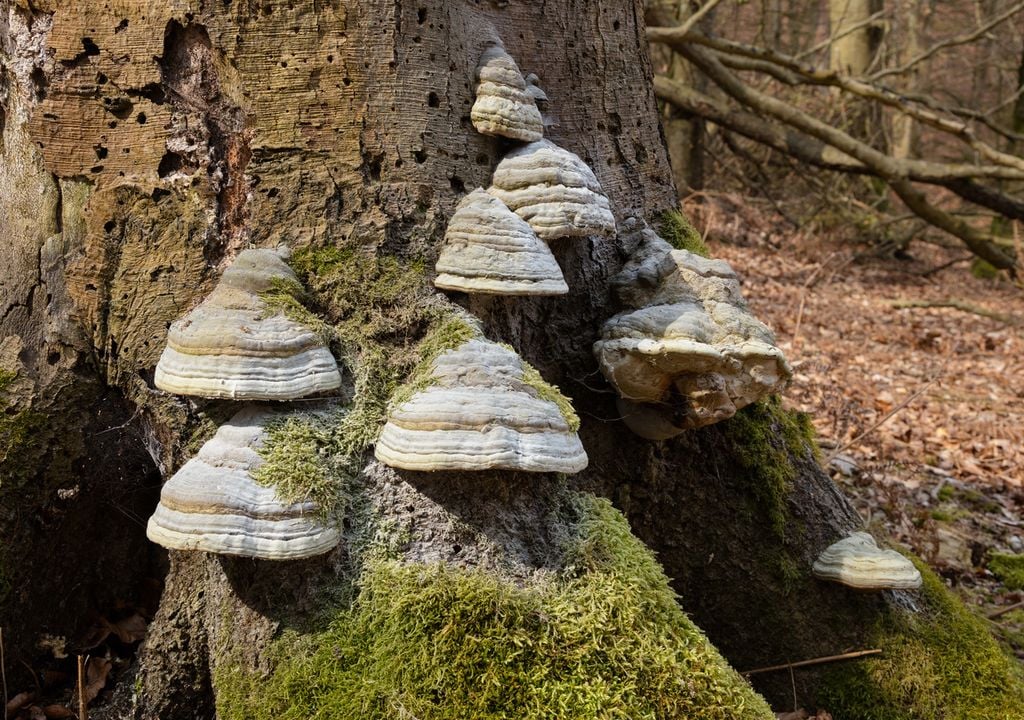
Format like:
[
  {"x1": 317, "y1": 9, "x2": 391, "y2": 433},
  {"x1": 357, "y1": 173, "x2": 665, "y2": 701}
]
[
  {"x1": 812, "y1": 532, "x2": 923, "y2": 590},
  {"x1": 374, "y1": 339, "x2": 587, "y2": 473},
  {"x1": 594, "y1": 226, "x2": 790, "y2": 433},
  {"x1": 434, "y1": 188, "x2": 568, "y2": 296},
  {"x1": 154, "y1": 248, "x2": 342, "y2": 401},
  {"x1": 488, "y1": 139, "x2": 616, "y2": 241},
  {"x1": 471, "y1": 44, "x2": 545, "y2": 142},
  {"x1": 146, "y1": 406, "x2": 340, "y2": 561}
]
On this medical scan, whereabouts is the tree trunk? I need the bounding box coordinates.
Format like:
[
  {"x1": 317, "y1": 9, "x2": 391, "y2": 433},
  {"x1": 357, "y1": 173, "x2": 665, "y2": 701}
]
[
  {"x1": 2, "y1": 1, "x2": 1022, "y2": 719},
  {"x1": 828, "y1": 0, "x2": 879, "y2": 75}
]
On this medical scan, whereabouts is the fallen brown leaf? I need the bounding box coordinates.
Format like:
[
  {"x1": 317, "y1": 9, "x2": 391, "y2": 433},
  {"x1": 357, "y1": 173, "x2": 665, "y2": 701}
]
[
  {"x1": 42, "y1": 705, "x2": 75, "y2": 719},
  {"x1": 5, "y1": 691, "x2": 34, "y2": 716}
]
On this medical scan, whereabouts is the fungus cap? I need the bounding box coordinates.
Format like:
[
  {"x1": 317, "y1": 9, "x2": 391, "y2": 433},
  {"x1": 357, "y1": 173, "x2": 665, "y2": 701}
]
[
  {"x1": 154, "y1": 248, "x2": 342, "y2": 400},
  {"x1": 435, "y1": 189, "x2": 568, "y2": 295},
  {"x1": 595, "y1": 226, "x2": 790, "y2": 433},
  {"x1": 146, "y1": 406, "x2": 340, "y2": 560},
  {"x1": 488, "y1": 140, "x2": 616, "y2": 240},
  {"x1": 812, "y1": 532, "x2": 923, "y2": 590},
  {"x1": 470, "y1": 45, "x2": 544, "y2": 142},
  {"x1": 375, "y1": 339, "x2": 587, "y2": 473}
]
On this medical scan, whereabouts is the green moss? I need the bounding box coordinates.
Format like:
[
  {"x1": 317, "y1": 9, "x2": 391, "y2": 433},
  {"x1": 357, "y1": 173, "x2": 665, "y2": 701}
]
[
  {"x1": 260, "y1": 277, "x2": 334, "y2": 346},
  {"x1": 660, "y1": 211, "x2": 710, "y2": 257},
  {"x1": 252, "y1": 410, "x2": 357, "y2": 519},
  {"x1": 936, "y1": 484, "x2": 955, "y2": 502},
  {"x1": 989, "y1": 552, "x2": 1024, "y2": 591},
  {"x1": 970, "y1": 258, "x2": 1000, "y2": 280},
  {"x1": 214, "y1": 495, "x2": 772, "y2": 720},
  {"x1": 520, "y1": 361, "x2": 581, "y2": 432},
  {"x1": 819, "y1": 556, "x2": 1024, "y2": 719},
  {"x1": 720, "y1": 398, "x2": 816, "y2": 541}
]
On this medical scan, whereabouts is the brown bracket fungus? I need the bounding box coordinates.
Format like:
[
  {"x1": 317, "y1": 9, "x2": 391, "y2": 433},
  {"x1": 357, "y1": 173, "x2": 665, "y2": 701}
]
[
  {"x1": 374, "y1": 338, "x2": 587, "y2": 473},
  {"x1": 812, "y1": 532, "x2": 924, "y2": 590},
  {"x1": 488, "y1": 140, "x2": 616, "y2": 241},
  {"x1": 154, "y1": 248, "x2": 342, "y2": 400},
  {"x1": 434, "y1": 188, "x2": 568, "y2": 296},
  {"x1": 146, "y1": 406, "x2": 340, "y2": 560},
  {"x1": 471, "y1": 44, "x2": 545, "y2": 142},
  {"x1": 594, "y1": 226, "x2": 790, "y2": 432}
]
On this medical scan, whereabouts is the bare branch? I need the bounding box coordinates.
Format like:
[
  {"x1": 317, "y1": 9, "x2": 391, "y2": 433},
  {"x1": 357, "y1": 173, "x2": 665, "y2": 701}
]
[
  {"x1": 871, "y1": 2, "x2": 1024, "y2": 81},
  {"x1": 662, "y1": 43, "x2": 1017, "y2": 268}
]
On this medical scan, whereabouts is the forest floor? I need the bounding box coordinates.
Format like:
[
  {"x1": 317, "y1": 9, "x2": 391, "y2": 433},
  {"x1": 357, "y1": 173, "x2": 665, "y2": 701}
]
[{"x1": 694, "y1": 194, "x2": 1024, "y2": 663}]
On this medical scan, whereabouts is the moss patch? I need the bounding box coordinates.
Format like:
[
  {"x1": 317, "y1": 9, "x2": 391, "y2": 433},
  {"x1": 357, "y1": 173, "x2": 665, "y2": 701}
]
[
  {"x1": 719, "y1": 397, "x2": 817, "y2": 541},
  {"x1": 989, "y1": 552, "x2": 1024, "y2": 591},
  {"x1": 214, "y1": 495, "x2": 772, "y2": 720},
  {"x1": 260, "y1": 277, "x2": 334, "y2": 346},
  {"x1": 252, "y1": 409, "x2": 358, "y2": 520},
  {"x1": 660, "y1": 211, "x2": 710, "y2": 257},
  {"x1": 818, "y1": 556, "x2": 1024, "y2": 719}
]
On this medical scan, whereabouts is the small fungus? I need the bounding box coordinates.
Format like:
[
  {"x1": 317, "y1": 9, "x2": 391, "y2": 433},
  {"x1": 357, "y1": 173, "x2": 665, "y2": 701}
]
[
  {"x1": 594, "y1": 225, "x2": 790, "y2": 433},
  {"x1": 154, "y1": 248, "x2": 342, "y2": 400},
  {"x1": 375, "y1": 339, "x2": 587, "y2": 473},
  {"x1": 812, "y1": 532, "x2": 923, "y2": 590},
  {"x1": 470, "y1": 44, "x2": 544, "y2": 142},
  {"x1": 146, "y1": 406, "x2": 340, "y2": 560},
  {"x1": 488, "y1": 140, "x2": 616, "y2": 241},
  {"x1": 434, "y1": 188, "x2": 568, "y2": 296}
]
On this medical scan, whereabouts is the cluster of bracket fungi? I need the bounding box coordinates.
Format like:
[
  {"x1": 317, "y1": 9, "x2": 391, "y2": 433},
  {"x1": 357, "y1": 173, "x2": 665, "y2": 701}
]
[{"x1": 144, "y1": 41, "x2": 921, "y2": 591}]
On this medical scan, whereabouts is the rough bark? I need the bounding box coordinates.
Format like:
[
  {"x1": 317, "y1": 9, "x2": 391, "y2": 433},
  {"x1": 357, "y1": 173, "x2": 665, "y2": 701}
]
[{"x1": 2, "y1": 1, "x2": 1023, "y2": 719}]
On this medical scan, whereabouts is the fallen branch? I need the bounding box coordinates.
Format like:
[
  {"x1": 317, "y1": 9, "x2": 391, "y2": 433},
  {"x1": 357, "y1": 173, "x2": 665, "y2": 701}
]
[
  {"x1": 890, "y1": 299, "x2": 1022, "y2": 327},
  {"x1": 77, "y1": 656, "x2": 87, "y2": 720},
  {"x1": 826, "y1": 380, "x2": 938, "y2": 464},
  {"x1": 657, "y1": 43, "x2": 1017, "y2": 269},
  {"x1": 741, "y1": 649, "x2": 883, "y2": 676},
  {"x1": 988, "y1": 601, "x2": 1024, "y2": 620}
]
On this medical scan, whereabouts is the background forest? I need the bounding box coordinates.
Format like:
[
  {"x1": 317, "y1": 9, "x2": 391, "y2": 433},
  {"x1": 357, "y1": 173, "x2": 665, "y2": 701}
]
[{"x1": 649, "y1": 0, "x2": 1024, "y2": 681}]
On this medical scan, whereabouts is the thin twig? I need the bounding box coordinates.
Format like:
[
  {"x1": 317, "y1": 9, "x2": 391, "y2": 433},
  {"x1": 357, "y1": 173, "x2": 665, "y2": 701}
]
[
  {"x1": 742, "y1": 648, "x2": 882, "y2": 676},
  {"x1": 890, "y1": 299, "x2": 1021, "y2": 327},
  {"x1": 988, "y1": 601, "x2": 1024, "y2": 620},
  {"x1": 826, "y1": 380, "x2": 938, "y2": 464},
  {"x1": 77, "y1": 655, "x2": 87, "y2": 720},
  {"x1": 677, "y1": 0, "x2": 724, "y2": 36}
]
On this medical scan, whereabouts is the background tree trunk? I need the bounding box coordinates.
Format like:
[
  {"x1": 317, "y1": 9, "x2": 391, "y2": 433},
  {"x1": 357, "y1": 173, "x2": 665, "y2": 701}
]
[{"x1": 2, "y1": 1, "x2": 1023, "y2": 718}]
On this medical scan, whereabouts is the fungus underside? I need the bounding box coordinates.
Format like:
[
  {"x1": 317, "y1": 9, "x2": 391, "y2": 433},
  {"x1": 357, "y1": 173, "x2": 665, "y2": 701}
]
[
  {"x1": 818, "y1": 555, "x2": 1024, "y2": 719},
  {"x1": 213, "y1": 494, "x2": 773, "y2": 720}
]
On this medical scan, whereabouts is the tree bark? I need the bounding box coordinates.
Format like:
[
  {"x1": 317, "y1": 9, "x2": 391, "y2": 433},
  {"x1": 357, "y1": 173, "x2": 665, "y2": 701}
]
[{"x1": 2, "y1": 1, "x2": 1023, "y2": 719}]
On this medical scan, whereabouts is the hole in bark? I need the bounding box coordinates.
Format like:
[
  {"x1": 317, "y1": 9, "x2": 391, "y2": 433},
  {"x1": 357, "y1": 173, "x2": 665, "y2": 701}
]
[
  {"x1": 46, "y1": 351, "x2": 60, "y2": 365},
  {"x1": 613, "y1": 20, "x2": 620, "y2": 30},
  {"x1": 97, "y1": 73, "x2": 108, "y2": 85},
  {"x1": 327, "y1": 54, "x2": 334, "y2": 63},
  {"x1": 157, "y1": 152, "x2": 184, "y2": 178},
  {"x1": 90, "y1": 165, "x2": 104, "y2": 173},
  {"x1": 103, "y1": 220, "x2": 116, "y2": 233},
  {"x1": 414, "y1": 149, "x2": 427, "y2": 164},
  {"x1": 427, "y1": 92, "x2": 439, "y2": 107},
  {"x1": 95, "y1": 145, "x2": 108, "y2": 159},
  {"x1": 267, "y1": 187, "x2": 280, "y2": 198},
  {"x1": 107, "y1": 97, "x2": 134, "y2": 119},
  {"x1": 417, "y1": 8, "x2": 427, "y2": 23},
  {"x1": 136, "y1": 112, "x2": 147, "y2": 124},
  {"x1": 413, "y1": 36, "x2": 421, "y2": 44},
  {"x1": 452, "y1": 544, "x2": 462, "y2": 554},
  {"x1": 450, "y1": 175, "x2": 465, "y2": 193},
  {"x1": 152, "y1": 188, "x2": 171, "y2": 202},
  {"x1": 108, "y1": 120, "x2": 117, "y2": 128},
  {"x1": 475, "y1": 153, "x2": 489, "y2": 166},
  {"x1": 30, "y1": 66, "x2": 48, "y2": 100},
  {"x1": 395, "y1": 158, "x2": 403, "y2": 168},
  {"x1": 280, "y1": 61, "x2": 288, "y2": 68},
  {"x1": 136, "y1": 83, "x2": 166, "y2": 104},
  {"x1": 115, "y1": 19, "x2": 129, "y2": 33},
  {"x1": 82, "y1": 38, "x2": 100, "y2": 56},
  {"x1": 342, "y1": 77, "x2": 351, "y2": 86}
]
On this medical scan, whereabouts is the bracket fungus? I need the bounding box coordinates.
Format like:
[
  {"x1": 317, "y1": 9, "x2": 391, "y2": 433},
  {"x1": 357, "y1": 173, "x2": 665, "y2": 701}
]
[
  {"x1": 146, "y1": 406, "x2": 340, "y2": 560},
  {"x1": 594, "y1": 226, "x2": 790, "y2": 432},
  {"x1": 812, "y1": 532, "x2": 923, "y2": 590},
  {"x1": 470, "y1": 44, "x2": 545, "y2": 142},
  {"x1": 488, "y1": 140, "x2": 616, "y2": 241},
  {"x1": 434, "y1": 188, "x2": 568, "y2": 296},
  {"x1": 155, "y1": 248, "x2": 342, "y2": 400},
  {"x1": 375, "y1": 339, "x2": 587, "y2": 473}
]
